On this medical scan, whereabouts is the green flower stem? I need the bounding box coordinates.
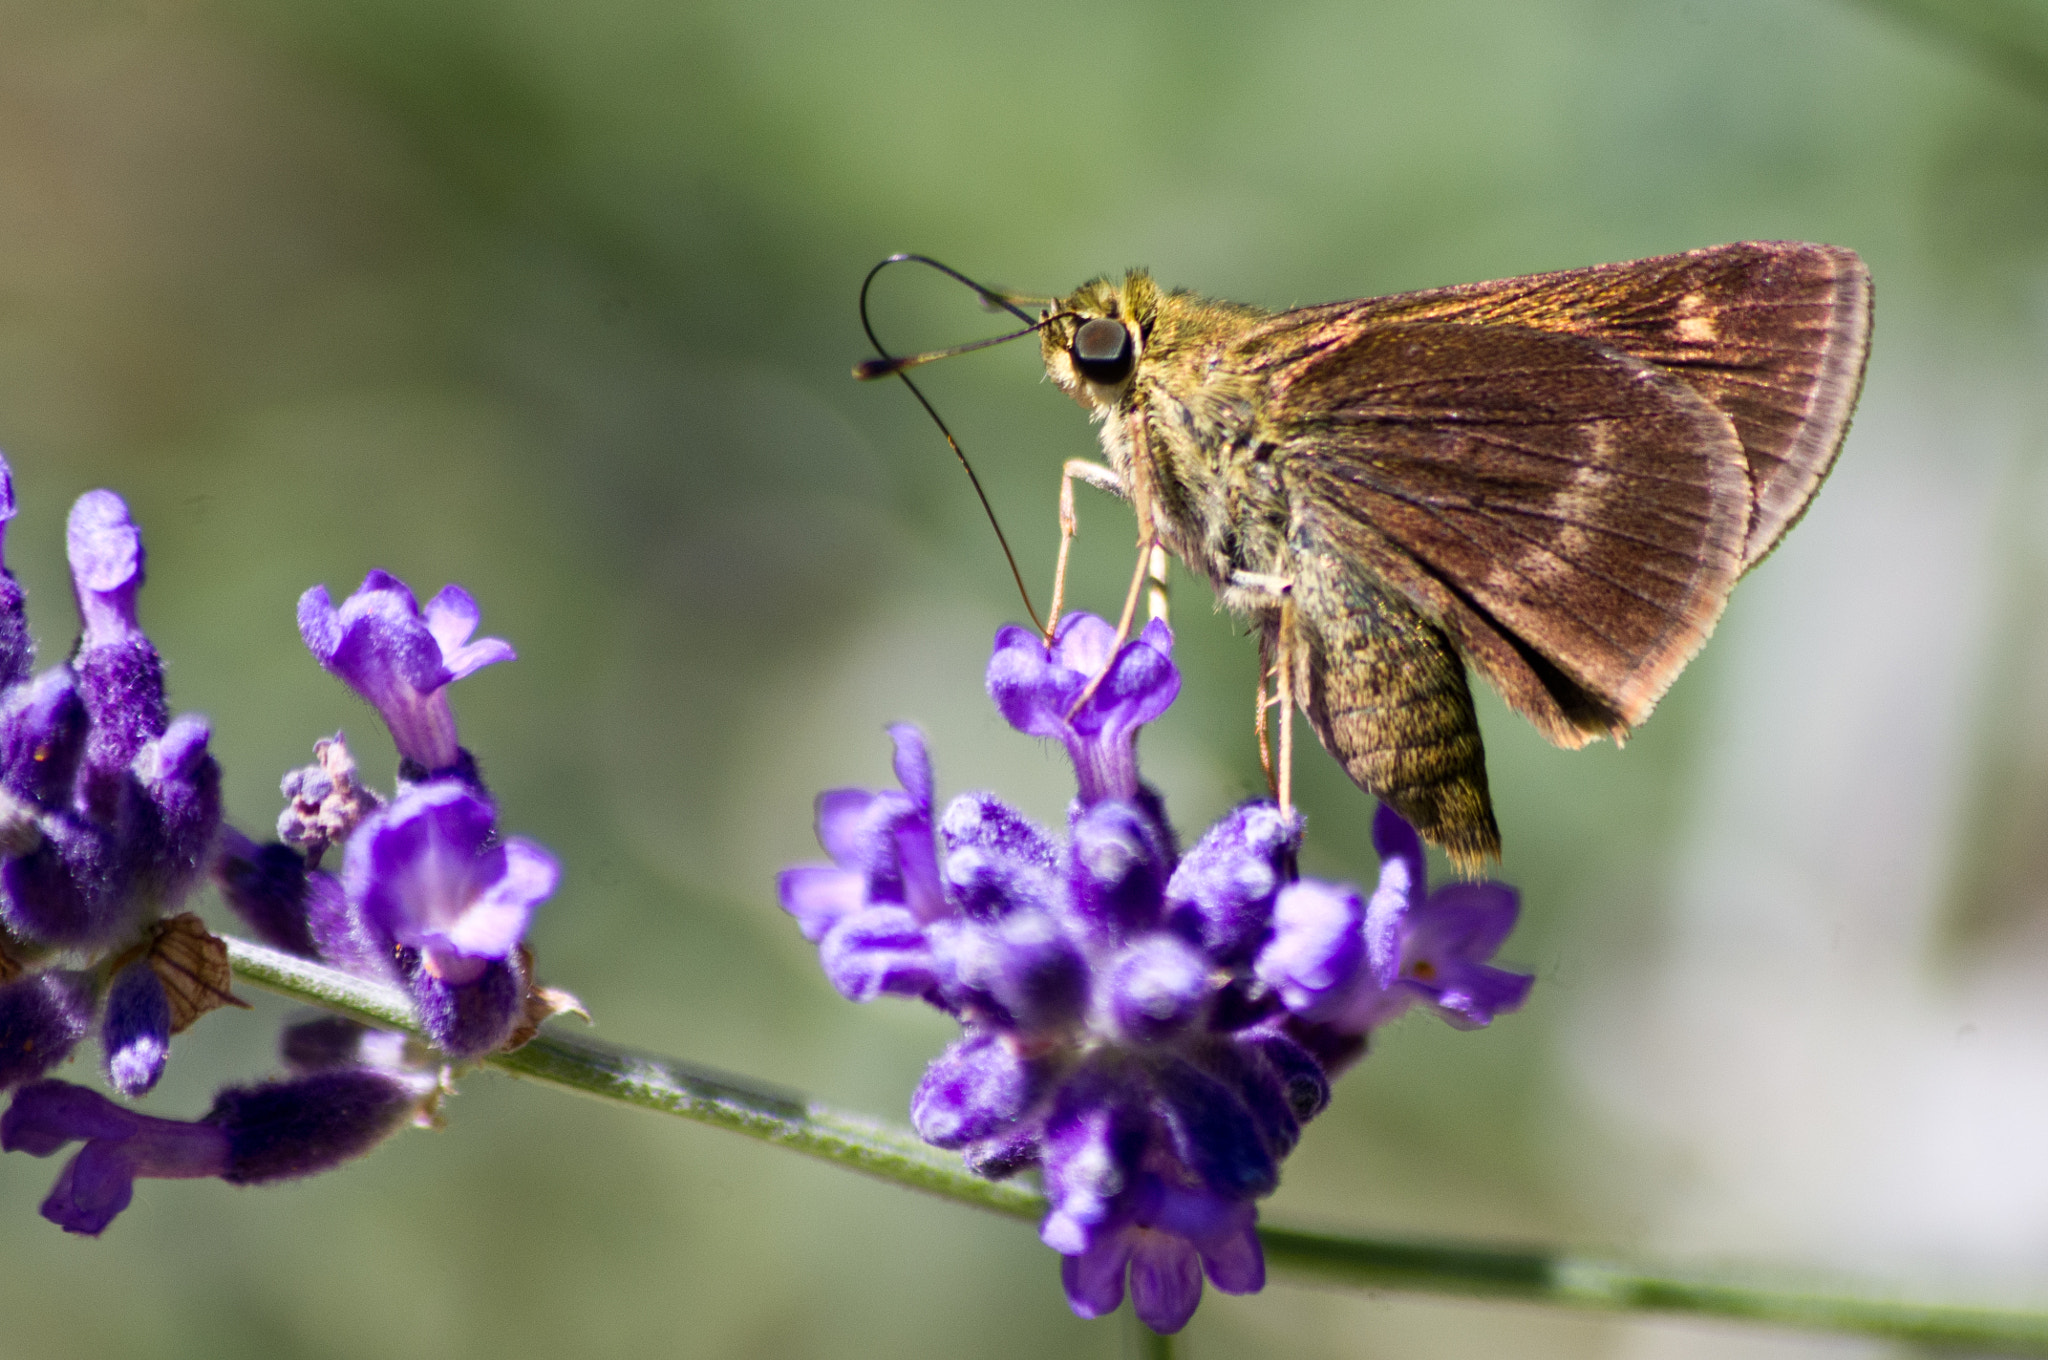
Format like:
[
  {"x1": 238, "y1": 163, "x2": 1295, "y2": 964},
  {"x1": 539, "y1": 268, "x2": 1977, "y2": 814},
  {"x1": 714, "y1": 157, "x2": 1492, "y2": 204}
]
[{"x1": 227, "y1": 936, "x2": 2048, "y2": 1354}]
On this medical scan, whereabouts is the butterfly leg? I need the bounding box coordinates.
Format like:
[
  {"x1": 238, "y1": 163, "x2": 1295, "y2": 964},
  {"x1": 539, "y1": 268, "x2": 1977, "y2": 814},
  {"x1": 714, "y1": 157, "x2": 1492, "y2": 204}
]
[
  {"x1": 1235, "y1": 573, "x2": 1299, "y2": 818},
  {"x1": 1047, "y1": 459, "x2": 1126, "y2": 639},
  {"x1": 1066, "y1": 421, "x2": 1163, "y2": 716},
  {"x1": 1276, "y1": 599, "x2": 1297, "y2": 820}
]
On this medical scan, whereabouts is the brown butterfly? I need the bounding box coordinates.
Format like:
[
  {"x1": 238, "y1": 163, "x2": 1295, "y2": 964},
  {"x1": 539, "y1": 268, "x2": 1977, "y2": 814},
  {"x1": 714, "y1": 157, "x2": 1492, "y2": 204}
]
[{"x1": 859, "y1": 243, "x2": 1871, "y2": 869}]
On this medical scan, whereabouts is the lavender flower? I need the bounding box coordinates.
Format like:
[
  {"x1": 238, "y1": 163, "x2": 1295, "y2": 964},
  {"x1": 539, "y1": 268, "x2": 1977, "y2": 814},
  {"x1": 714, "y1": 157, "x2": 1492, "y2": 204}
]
[
  {"x1": 333, "y1": 780, "x2": 556, "y2": 1055},
  {"x1": 1, "y1": 1072, "x2": 431, "y2": 1236},
  {"x1": 223, "y1": 579, "x2": 555, "y2": 1061},
  {"x1": 298, "y1": 572, "x2": 514, "y2": 779},
  {"x1": 0, "y1": 497, "x2": 563, "y2": 1235},
  {"x1": 782, "y1": 613, "x2": 1529, "y2": 1332},
  {"x1": 1257, "y1": 804, "x2": 1533, "y2": 1058},
  {"x1": 0, "y1": 473, "x2": 229, "y2": 1100},
  {"x1": 988, "y1": 614, "x2": 1177, "y2": 804}
]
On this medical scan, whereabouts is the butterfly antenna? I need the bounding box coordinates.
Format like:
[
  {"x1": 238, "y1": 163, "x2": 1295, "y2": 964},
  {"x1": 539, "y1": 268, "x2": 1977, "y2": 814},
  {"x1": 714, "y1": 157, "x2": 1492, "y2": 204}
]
[{"x1": 856, "y1": 254, "x2": 1062, "y2": 633}]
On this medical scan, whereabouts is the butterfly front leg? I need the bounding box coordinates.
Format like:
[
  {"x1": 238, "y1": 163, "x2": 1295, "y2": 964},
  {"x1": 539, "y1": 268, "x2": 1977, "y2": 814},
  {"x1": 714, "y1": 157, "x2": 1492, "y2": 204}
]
[{"x1": 1047, "y1": 458, "x2": 1126, "y2": 638}]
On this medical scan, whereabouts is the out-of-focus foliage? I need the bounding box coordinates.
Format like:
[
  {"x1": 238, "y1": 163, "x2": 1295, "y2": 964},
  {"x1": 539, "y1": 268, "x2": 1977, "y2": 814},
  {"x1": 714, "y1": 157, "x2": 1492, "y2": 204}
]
[{"x1": 1, "y1": 0, "x2": 2046, "y2": 1355}]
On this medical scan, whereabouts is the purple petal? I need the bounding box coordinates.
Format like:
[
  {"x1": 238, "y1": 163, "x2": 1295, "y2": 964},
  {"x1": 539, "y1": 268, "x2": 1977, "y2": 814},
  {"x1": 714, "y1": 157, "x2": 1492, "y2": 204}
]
[
  {"x1": 777, "y1": 865, "x2": 867, "y2": 942},
  {"x1": 1059, "y1": 1230, "x2": 1132, "y2": 1319},
  {"x1": 345, "y1": 782, "x2": 545, "y2": 965},
  {"x1": 886, "y1": 724, "x2": 932, "y2": 811},
  {"x1": 1407, "y1": 882, "x2": 1521, "y2": 964},
  {"x1": 1049, "y1": 613, "x2": 1119, "y2": 679},
  {"x1": 296, "y1": 584, "x2": 343, "y2": 661},
  {"x1": 1256, "y1": 879, "x2": 1364, "y2": 1021},
  {"x1": 987, "y1": 624, "x2": 1084, "y2": 741},
  {"x1": 1128, "y1": 1231, "x2": 1204, "y2": 1334},
  {"x1": 42, "y1": 1141, "x2": 137, "y2": 1234},
  {"x1": 423, "y1": 585, "x2": 516, "y2": 681},
  {"x1": 1070, "y1": 619, "x2": 1178, "y2": 739},
  {"x1": 815, "y1": 787, "x2": 897, "y2": 869},
  {"x1": 818, "y1": 906, "x2": 938, "y2": 1002},
  {"x1": 439, "y1": 837, "x2": 555, "y2": 957},
  {"x1": 1194, "y1": 1212, "x2": 1264, "y2": 1295},
  {"x1": 1427, "y1": 963, "x2": 1535, "y2": 1029}
]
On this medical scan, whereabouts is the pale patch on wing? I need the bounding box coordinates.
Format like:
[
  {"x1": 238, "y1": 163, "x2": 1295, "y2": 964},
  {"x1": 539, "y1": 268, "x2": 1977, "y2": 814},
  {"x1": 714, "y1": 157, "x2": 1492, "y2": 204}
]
[{"x1": 1674, "y1": 291, "x2": 1718, "y2": 345}]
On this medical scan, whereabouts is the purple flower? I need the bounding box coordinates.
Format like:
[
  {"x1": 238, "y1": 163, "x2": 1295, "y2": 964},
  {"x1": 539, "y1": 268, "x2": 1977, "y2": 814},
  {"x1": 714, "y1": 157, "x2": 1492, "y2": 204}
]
[
  {"x1": 1057, "y1": 1175, "x2": 1264, "y2": 1333},
  {"x1": 0, "y1": 492, "x2": 222, "y2": 955},
  {"x1": 0, "y1": 479, "x2": 231, "y2": 1122},
  {"x1": 297, "y1": 572, "x2": 514, "y2": 777},
  {"x1": 779, "y1": 612, "x2": 1533, "y2": 1330},
  {"x1": 0, "y1": 971, "x2": 96, "y2": 1093},
  {"x1": 101, "y1": 959, "x2": 171, "y2": 1097},
  {"x1": 1257, "y1": 805, "x2": 1532, "y2": 1061},
  {"x1": 778, "y1": 725, "x2": 949, "y2": 1003},
  {"x1": 2, "y1": 1073, "x2": 428, "y2": 1235},
  {"x1": 780, "y1": 615, "x2": 1305, "y2": 1330},
  {"x1": 988, "y1": 614, "x2": 1178, "y2": 804},
  {"x1": 342, "y1": 779, "x2": 556, "y2": 1055},
  {"x1": 68, "y1": 492, "x2": 168, "y2": 782}
]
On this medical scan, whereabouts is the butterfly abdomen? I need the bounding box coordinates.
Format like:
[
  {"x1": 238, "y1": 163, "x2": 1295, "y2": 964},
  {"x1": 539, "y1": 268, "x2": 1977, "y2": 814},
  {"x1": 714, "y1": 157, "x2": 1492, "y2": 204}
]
[{"x1": 1287, "y1": 544, "x2": 1501, "y2": 870}]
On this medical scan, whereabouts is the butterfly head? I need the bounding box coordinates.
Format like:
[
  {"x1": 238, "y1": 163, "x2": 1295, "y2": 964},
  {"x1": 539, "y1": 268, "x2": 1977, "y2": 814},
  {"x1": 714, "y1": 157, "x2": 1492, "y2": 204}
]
[{"x1": 1040, "y1": 271, "x2": 1167, "y2": 412}]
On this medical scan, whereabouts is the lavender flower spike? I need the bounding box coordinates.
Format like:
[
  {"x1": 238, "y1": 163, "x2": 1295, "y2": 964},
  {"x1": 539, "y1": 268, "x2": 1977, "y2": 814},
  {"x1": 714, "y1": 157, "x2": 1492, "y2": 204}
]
[
  {"x1": 988, "y1": 613, "x2": 1178, "y2": 805},
  {"x1": 777, "y1": 724, "x2": 948, "y2": 1003},
  {"x1": 781, "y1": 618, "x2": 1535, "y2": 1331},
  {"x1": 298, "y1": 572, "x2": 514, "y2": 775},
  {"x1": 344, "y1": 779, "x2": 556, "y2": 1055}
]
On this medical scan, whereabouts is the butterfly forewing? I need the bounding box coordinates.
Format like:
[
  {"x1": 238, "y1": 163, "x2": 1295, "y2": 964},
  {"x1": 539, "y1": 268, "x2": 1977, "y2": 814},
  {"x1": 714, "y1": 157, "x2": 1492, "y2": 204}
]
[
  {"x1": 1266, "y1": 321, "x2": 1749, "y2": 743},
  {"x1": 1252, "y1": 242, "x2": 1870, "y2": 570}
]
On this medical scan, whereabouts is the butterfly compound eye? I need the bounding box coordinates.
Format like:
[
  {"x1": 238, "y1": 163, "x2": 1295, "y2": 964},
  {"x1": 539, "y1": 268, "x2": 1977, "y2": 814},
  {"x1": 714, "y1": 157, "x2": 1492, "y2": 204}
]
[{"x1": 1072, "y1": 317, "x2": 1135, "y2": 384}]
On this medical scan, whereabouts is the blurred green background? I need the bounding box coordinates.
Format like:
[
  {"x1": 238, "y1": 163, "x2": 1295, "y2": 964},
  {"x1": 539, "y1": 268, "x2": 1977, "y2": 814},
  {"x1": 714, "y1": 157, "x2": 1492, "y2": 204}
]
[{"x1": 2, "y1": 0, "x2": 2047, "y2": 1355}]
